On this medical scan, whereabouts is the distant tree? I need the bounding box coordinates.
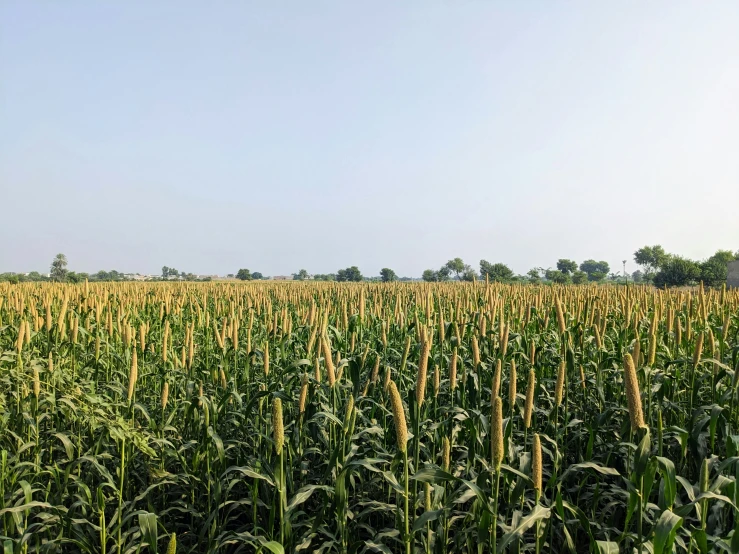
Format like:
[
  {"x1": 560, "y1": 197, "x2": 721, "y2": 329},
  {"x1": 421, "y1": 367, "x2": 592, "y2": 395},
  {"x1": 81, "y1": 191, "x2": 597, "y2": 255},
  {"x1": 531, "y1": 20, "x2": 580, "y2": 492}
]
[
  {"x1": 236, "y1": 269, "x2": 252, "y2": 281},
  {"x1": 572, "y1": 270, "x2": 588, "y2": 284},
  {"x1": 579, "y1": 260, "x2": 609, "y2": 282},
  {"x1": 480, "y1": 260, "x2": 514, "y2": 282},
  {"x1": 700, "y1": 249, "x2": 738, "y2": 287},
  {"x1": 634, "y1": 245, "x2": 668, "y2": 278},
  {"x1": 422, "y1": 269, "x2": 438, "y2": 282},
  {"x1": 436, "y1": 266, "x2": 451, "y2": 281},
  {"x1": 50, "y1": 253, "x2": 69, "y2": 282},
  {"x1": 293, "y1": 269, "x2": 309, "y2": 281},
  {"x1": 460, "y1": 267, "x2": 477, "y2": 281},
  {"x1": 653, "y1": 256, "x2": 701, "y2": 288},
  {"x1": 444, "y1": 258, "x2": 466, "y2": 280},
  {"x1": 162, "y1": 266, "x2": 169, "y2": 279},
  {"x1": 252, "y1": 272, "x2": 264, "y2": 280},
  {"x1": 556, "y1": 259, "x2": 578, "y2": 275},
  {"x1": 380, "y1": 268, "x2": 397, "y2": 282},
  {"x1": 336, "y1": 266, "x2": 362, "y2": 282},
  {"x1": 526, "y1": 268, "x2": 542, "y2": 283},
  {"x1": 545, "y1": 269, "x2": 571, "y2": 284},
  {"x1": 631, "y1": 270, "x2": 644, "y2": 283},
  {"x1": 314, "y1": 273, "x2": 336, "y2": 281}
]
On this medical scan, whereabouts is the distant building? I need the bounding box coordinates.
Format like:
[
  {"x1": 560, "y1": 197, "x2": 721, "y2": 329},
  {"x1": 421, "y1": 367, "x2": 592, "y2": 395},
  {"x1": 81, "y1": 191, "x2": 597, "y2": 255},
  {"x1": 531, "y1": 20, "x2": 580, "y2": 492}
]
[
  {"x1": 271, "y1": 275, "x2": 293, "y2": 281},
  {"x1": 728, "y1": 260, "x2": 739, "y2": 289}
]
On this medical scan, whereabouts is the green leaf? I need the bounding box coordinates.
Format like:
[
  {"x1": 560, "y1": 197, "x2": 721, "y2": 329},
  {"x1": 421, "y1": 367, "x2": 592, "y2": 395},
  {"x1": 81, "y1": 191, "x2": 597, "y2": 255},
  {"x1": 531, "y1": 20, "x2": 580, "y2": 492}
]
[
  {"x1": 595, "y1": 541, "x2": 619, "y2": 554},
  {"x1": 560, "y1": 461, "x2": 620, "y2": 480},
  {"x1": 497, "y1": 504, "x2": 550, "y2": 551},
  {"x1": 652, "y1": 509, "x2": 682, "y2": 554}
]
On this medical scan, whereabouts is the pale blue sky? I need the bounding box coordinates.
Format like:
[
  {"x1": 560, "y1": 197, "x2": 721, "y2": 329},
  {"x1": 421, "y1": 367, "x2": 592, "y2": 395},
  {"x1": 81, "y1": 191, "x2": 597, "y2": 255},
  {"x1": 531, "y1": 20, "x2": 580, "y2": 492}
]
[{"x1": 1, "y1": 2, "x2": 738, "y2": 277}]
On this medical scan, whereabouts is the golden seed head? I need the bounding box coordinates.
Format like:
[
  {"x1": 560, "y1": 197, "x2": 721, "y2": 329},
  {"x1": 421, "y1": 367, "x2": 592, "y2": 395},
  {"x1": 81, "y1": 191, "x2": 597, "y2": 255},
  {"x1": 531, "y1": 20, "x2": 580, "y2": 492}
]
[
  {"x1": 272, "y1": 397, "x2": 284, "y2": 455},
  {"x1": 647, "y1": 331, "x2": 657, "y2": 367},
  {"x1": 692, "y1": 332, "x2": 703, "y2": 370},
  {"x1": 371, "y1": 355, "x2": 381, "y2": 383},
  {"x1": 472, "y1": 336, "x2": 480, "y2": 367},
  {"x1": 532, "y1": 433, "x2": 542, "y2": 493},
  {"x1": 263, "y1": 342, "x2": 270, "y2": 376},
  {"x1": 344, "y1": 395, "x2": 355, "y2": 430},
  {"x1": 524, "y1": 369, "x2": 536, "y2": 429},
  {"x1": 298, "y1": 374, "x2": 309, "y2": 414},
  {"x1": 416, "y1": 338, "x2": 430, "y2": 406},
  {"x1": 322, "y1": 335, "x2": 336, "y2": 386},
  {"x1": 554, "y1": 360, "x2": 566, "y2": 406},
  {"x1": 442, "y1": 436, "x2": 451, "y2": 473},
  {"x1": 127, "y1": 348, "x2": 138, "y2": 402},
  {"x1": 388, "y1": 381, "x2": 408, "y2": 453},
  {"x1": 161, "y1": 381, "x2": 170, "y2": 409},
  {"x1": 449, "y1": 347, "x2": 458, "y2": 391},
  {"x1": 166, "y1": 533, "x2": 177, "y2": 554},
  {"x1": 33, "y1": 366, "x2": 41, "y2": 397},
  {"x1": 623, "y1": 353, "x2": 645, "y2": 431},
  {"x1": 492, "y1": 359, "x2": 502, "y2": 398},
  {"x1": 699, "y1": 457, "x2": 709, "y2": 493},
  {"x1": 508, "y1": 359, "x2": 517, "y2": 406},
  {"x1": 433, "y1": 364, "x2": 440, "y2": 398},
  {"x1": 555, "y1": 296, "x2": 566, "y2": 335},
  {"x1": 48, "y1": 352, "x2": 54, "y2": 373},
  {"x1": 491, "y1": 396, "x2": 504, "y2": 470},
  {"x1": 424, "y1": 482, "x2": 432, "y2": 511},
  {"x1": 16, "y1": 321, "x2": 25, "y2": 353}
]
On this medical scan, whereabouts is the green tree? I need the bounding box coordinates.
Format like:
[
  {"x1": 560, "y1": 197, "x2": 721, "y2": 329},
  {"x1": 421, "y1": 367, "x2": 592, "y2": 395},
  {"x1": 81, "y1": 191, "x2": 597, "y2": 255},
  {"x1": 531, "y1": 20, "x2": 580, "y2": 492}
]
[
  {"x1": 252, "y1": 272, "x2": 264, "y2": 280},
  {"x1": 236, "y1": 269, "x2": 252, "y2": 281},
  {"x1": 479, "y1": 260, "x2": 514, "y2": 282},
  {"x1": 50, "y1": 253, "x2": 69, "y2": 282},
  {"x1": 572, "y1": 270, "x2": 588, "y2": 284},
  {"x1": 293, "y1": 269, "x2": 309, "y2": 281},
  {"x1": 444, "y1": 258, "x2": 466, "y2": 280},
  {"x1": 422, "y1": 269, "x2": 438, "y2": 282},
  {"x1": 653, "y1": 257, "x2": 701, "y2": 288},
  {"x1": 545, "y1": 269, "x2": 571, "y2": 284},
  {"x1": 700, "y1": 249, "x2": 738, "y2": 287},
  {"x1": 380, "y1": 268, "x2": 397, "y2": 282},
  {"x1": 579, "y1": 260, "x2": 609, "y2": 281},
  {"x1": 527, "y1": 268, "x2": 542, "y2": 283},
  {"x1": 556, "y1": 259, "x2": 578, "y2": 275},
  {"x1": 633, "y1": 245, "x2": 668, "y2": 278},
  {"x1": 337, "y1": 266, "x2": 362, "y2": 282}
]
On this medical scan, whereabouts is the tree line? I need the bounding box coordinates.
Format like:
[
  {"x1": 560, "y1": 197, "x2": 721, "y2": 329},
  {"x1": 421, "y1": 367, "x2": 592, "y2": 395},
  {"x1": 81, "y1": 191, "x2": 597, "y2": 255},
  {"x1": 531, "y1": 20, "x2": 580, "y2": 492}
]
[{"x1": 4, "y1": 246, "x2": 737, "y2": 287}]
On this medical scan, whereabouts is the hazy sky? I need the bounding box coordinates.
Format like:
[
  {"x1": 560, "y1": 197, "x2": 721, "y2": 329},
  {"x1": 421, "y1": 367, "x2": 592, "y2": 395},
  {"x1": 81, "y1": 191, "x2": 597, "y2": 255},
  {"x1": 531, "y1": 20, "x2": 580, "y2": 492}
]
[{"x1": 2, "y1": 2, "x2": 738, "y2": 277}]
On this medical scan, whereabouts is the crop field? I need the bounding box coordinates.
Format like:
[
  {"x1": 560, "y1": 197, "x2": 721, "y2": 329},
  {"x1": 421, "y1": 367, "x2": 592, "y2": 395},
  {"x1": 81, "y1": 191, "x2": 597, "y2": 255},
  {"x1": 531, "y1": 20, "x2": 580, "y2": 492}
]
[{"x1": 1, "y1": 281, "x2": 738, "y2": 553}]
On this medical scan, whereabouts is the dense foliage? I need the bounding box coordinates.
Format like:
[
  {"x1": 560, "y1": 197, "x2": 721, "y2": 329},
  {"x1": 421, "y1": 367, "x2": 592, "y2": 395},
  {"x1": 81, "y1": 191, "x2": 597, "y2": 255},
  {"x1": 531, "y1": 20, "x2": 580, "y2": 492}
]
[{"x1": 1, "y1": 281, "x2": 738, "y2": 553}]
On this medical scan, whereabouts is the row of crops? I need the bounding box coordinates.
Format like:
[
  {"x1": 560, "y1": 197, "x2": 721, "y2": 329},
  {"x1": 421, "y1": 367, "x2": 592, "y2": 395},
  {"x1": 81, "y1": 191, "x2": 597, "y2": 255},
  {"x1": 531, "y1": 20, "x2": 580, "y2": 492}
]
[{"x1": 1, "y1": 281, "x2": 738, "y2": 553}]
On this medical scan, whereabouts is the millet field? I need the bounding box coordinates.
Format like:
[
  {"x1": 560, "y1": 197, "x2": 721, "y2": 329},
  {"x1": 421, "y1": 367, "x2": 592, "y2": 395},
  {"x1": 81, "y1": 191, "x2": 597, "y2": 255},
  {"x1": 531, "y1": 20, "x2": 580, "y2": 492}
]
[{"x1": 1, "y1": 281, "x2": 738, "y2": 553}]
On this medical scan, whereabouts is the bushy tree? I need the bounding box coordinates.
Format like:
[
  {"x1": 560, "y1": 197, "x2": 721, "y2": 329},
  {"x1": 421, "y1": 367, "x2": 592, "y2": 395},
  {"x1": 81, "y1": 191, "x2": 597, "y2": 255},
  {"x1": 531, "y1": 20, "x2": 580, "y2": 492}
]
[
  {"x1": 236, "y1": 269, "x2": 252, "y2": 281},
  {"x1": 444, "y1": 258, "x2": 466, "y2": 280},
  {"x1": 337, "y1": 266, "x2": 362, "y2": 282},
  {"x1": 545, "y1": 269, "x2": 571, "y2": 284},
  {"x1": 572, "y1": 270, "x2": 588, "y2": 284},
  {"x1": 579, "y1": 260, "x2": 609, "y2": 281},
  {"x1": 50, "y1": 254, "x2": 68, "y2": 282},
  {"x1": 556, "y1": 259, "x2": 578, "y2": 275},
  {"x1": 634, "y1": 245, "x2": 668, "y2": 278},
  {"x1": 380, "y1": 268, "x2": 397, "y2": 282},
  {"x1": 422, "y1": 269, "x2": 438, "y2": 282},
  {"x1": 527, "y1": 268, "x2": 542, "y2": 283},
  {"x1": 653, "y1": 256, "x2": 701, "y2": 288},
  {"x1": 293, "y1": 269, "x2": 309, "y2": 281},
  {"x1": 700, "y1": 250, "x2": 738, "y2": 287},
  {"x1": 252, "y1": 272, "x2": 264, "y2": 280},
  {"x1": 480, "y1": 260, "x2": 514, "y2": 282}
]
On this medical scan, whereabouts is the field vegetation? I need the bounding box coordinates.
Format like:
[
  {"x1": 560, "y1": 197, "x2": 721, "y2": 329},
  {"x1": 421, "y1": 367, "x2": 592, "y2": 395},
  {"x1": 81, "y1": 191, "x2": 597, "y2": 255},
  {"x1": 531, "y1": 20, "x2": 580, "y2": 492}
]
[{"x1": 1, "y1": 280, "x2": 738, "y2": 553}]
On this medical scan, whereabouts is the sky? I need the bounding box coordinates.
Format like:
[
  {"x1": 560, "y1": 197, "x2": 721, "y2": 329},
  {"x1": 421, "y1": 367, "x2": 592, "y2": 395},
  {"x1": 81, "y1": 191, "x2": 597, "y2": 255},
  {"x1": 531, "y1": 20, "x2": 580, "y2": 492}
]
[{"x1": 1, "y1": 2, "x2": 738, "y2": 278}]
